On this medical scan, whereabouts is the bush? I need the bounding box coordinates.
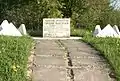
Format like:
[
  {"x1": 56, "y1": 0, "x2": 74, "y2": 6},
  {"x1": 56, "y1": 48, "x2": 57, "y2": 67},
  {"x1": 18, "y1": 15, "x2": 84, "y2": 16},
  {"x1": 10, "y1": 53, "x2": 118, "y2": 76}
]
[
  {"x1": 28, "y1": 30, "x2": 43, "y2": 37},
  {"x1": 0, "y1": 36, "x2": 33, "y2": 81}
]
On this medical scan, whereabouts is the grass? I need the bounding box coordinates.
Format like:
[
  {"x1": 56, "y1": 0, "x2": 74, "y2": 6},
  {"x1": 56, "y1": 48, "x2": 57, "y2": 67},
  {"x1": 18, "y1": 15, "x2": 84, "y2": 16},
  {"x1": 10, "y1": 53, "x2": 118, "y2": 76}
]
[
  {"x1": 83, "y1": 36, "x2": 120, "y2": 81},
  {"x1": 71, "y1": 28, "x2": 120, "y2": 81},
  {"x1": 0, "y1": 36, "x2": 33, "y2": 81},
  {"x1": 71, "y1": 28, "x2": 91, "y2": 37}
]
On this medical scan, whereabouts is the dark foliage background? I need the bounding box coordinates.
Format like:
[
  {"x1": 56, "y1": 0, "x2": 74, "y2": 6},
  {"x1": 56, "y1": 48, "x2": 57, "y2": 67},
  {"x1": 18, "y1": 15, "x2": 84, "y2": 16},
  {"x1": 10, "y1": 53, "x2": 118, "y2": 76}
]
[{"x1": 0, "y1": 0, "x2": 120, "y2": 36}]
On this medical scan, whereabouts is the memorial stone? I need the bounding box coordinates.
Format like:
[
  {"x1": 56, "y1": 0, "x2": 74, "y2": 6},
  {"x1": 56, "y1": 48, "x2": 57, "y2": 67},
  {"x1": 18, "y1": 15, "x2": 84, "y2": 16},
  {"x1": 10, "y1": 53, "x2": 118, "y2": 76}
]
[
  {"x1": 0, "y1": 20, "x2": 22, "y2": 36},
  {"x1": 43, "y1": 18, "x2": 70, "y2": 38},
  {"x1": 18, "y1": 24, "x2": 27, "y2": 35},
  {"x1": 96, "y1": 24, "x2": 119, "y2": 38},
  {"x1": 93, "y1": 25, "x2": 101, "y2": 36},
  {"x1": 113, "y1": 25, "x2": 120, "y2": 35}
]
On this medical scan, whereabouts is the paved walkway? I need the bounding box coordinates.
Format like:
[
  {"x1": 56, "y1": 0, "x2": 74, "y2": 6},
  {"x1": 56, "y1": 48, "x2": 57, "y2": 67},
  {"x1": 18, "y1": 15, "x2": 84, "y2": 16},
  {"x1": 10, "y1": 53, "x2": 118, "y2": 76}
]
[{"x1": 33, "y1": 39, "x2": 114, "y2": 81}]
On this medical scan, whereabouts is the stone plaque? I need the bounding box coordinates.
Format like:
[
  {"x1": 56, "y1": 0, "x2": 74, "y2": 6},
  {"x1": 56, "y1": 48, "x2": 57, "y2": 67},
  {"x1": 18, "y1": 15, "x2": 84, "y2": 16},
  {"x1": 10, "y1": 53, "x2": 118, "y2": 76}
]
[{"x1": 43, "y1": 18, "x2": 70, "y2": 38}]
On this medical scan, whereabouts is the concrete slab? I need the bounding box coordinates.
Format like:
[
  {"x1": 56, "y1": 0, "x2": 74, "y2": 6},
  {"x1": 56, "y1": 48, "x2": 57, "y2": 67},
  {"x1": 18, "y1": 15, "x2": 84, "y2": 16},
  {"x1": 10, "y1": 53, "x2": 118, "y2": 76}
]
[
  {"x1": 69, "y1": 52, "x2": 103, "y2": 59},
  {"x1": 72, "y1": 58, "x2": 106, "y2": 67},
  {"x1": 73, "y1": 69, "x2": 113, "y2": 81},
  {"x1": 33, "y1": 67, "x2": 66, "y2": 81},
  {"x1": 35, "y1": 56, "x2": 66, "y2": 66},
  {"x1": 33, "y1": 39, "x2": 114, "y2": 81},
  {"x1": 32, "y1": 37, "x2": 82, "y2": 40},
  {"x1": 35, "y1": 49, "x2": 65, "y2": 56}
]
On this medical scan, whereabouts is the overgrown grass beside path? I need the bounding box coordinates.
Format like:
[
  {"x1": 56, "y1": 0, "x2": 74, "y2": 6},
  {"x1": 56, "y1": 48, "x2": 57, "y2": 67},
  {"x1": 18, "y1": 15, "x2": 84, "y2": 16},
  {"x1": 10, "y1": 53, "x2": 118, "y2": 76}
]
[
  {"x1": 82, "y1": 34, "x2": 120, "y2": 81},
  {"x1": 0, "y1": 36, "x2": 33, "y2": 81},
  {"x1": 71, "y1": 28, "x2": 120, "y2": 81}
]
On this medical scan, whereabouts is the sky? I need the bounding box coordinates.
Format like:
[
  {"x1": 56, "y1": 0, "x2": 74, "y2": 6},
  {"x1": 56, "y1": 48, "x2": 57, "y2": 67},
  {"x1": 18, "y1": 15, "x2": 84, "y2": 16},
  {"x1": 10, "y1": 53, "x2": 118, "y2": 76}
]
[
  {"x1": 115, "y1": 0, "x2": 120, "y2": 8},
  {"x1": 111, "y1": 0, "x2": 120, "y2": 9}
]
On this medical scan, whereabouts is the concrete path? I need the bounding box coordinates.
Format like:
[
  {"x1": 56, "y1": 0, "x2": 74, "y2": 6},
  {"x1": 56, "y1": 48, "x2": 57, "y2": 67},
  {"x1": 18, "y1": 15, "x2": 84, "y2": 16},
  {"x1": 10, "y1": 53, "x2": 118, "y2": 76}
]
[{"x1": 33, "y1": 39, "x2": 114, "y2": 81}]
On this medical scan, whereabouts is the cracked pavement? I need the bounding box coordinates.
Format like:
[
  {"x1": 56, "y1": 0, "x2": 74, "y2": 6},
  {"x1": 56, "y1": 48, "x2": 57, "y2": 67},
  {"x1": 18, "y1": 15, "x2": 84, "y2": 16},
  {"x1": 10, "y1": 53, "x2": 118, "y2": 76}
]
[{"x1": 33, "y1": 40, "x2": 115, "y2": 81}]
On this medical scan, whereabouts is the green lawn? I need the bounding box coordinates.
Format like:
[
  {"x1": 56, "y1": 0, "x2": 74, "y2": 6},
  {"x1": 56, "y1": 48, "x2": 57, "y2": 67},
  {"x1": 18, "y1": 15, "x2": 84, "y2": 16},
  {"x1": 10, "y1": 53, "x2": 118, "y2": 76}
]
[{"x1": 0, "y1": 36, "x2": 33, "y2": 81}]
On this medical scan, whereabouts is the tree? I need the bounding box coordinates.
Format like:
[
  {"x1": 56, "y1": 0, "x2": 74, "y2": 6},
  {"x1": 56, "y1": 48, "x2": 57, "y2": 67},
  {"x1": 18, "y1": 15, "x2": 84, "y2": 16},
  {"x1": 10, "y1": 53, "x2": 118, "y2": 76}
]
[{"x1": 0, "y1": 0, "x2": 119, "y2": 35}]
